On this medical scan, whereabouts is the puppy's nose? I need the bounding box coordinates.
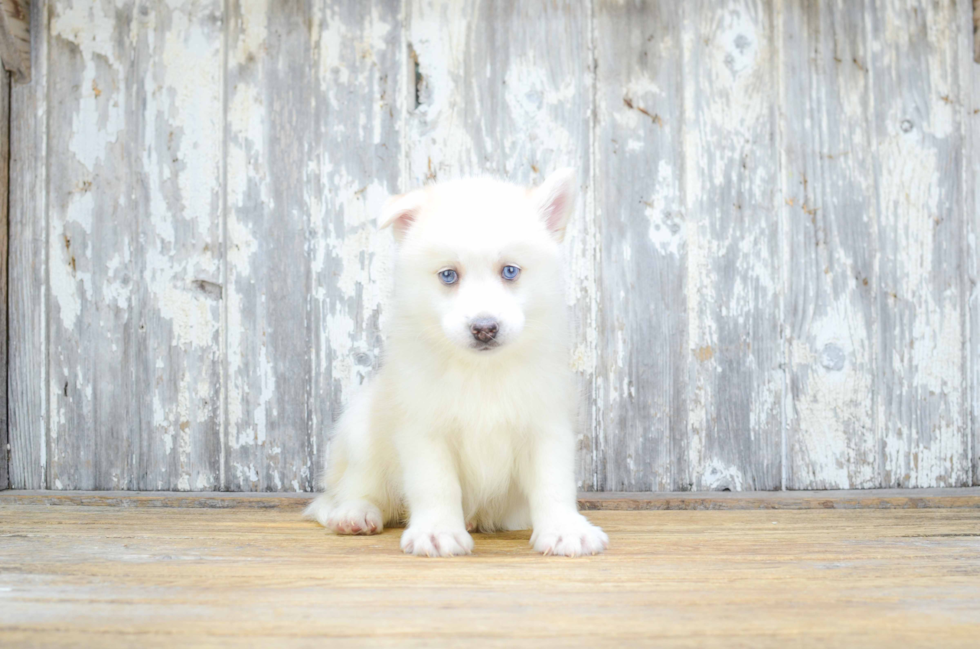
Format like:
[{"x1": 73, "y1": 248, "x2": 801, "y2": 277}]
[{"x1": 470, "y1": 318, "x2": 499, "y2": 343}]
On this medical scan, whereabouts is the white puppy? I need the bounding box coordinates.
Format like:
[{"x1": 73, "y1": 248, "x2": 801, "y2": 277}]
[{"x1": 304, "y1": 169, "x2": 608, "y2": 557}]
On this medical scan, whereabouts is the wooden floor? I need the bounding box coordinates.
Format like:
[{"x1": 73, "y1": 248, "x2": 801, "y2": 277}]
[{"x1": 1, "y1": 495, "x2": 979, "y2": 647}]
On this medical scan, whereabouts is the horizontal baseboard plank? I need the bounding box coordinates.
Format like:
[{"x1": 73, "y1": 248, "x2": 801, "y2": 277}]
[
  {"x1": 577, "y1": 488, "x2": 980, "y2": 510},
  {"x1": 1, "y1": 488, "x2": 978, "y2": 510}
]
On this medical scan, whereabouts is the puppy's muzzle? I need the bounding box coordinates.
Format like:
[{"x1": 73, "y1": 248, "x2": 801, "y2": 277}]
[{"x1": 470, "y1": 318, "x2": 499, "y2": 343}]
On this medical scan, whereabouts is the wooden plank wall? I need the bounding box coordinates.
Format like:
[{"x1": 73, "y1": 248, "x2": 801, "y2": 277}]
[{"x1": 6, "y1": 0, "x2": 979, "y2": 491}]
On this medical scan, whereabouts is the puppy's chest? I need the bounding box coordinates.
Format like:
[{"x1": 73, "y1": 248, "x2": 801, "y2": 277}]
[
  {"x1": 434, "y1": 370, "x2": 541, "y2": 426},
  {"x1": 451, "y1": 418, "x2": 524, "y2": 498},
  {"x1": 441, "y1": 378, "x2": 531, "y2": 480},
  {"x1": 449, "y1": 396, "x2": 526, "y2": 460}
]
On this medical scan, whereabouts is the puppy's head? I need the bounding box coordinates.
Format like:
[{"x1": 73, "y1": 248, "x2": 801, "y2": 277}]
[{"x1": 381, "y1": 169, "x2": 576, "y2": 357}]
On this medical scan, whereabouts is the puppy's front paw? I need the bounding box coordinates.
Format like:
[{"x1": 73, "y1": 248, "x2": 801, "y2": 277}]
[
  {"x1": 531, "y1": 515, "x2": 609, "y2": 557},
  {"x1": 324, "y1": 500, "x2": 383, "y2": 535},
  {"x1": 400, "y1": 525, "x2": 473, "y2": 557}
]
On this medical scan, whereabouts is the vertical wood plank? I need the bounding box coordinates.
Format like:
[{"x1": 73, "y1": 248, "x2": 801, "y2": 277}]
[
  {"x1": 682, "y1": 0, "x2": 782, "y2": 490},
  {"x1": 778, "y1": 0, "x2": 878, "y2": 489},
  {"x1": 964, "y1": 0, "x2": 980, "y2": 486},
  {"x1": 0, "y1": 70, "x2": 9, "y2": 490},
  {"x1": 134, "y1": 0, "x2": 224, "y2": 490},
  {"x1": 593, "y1": 1, "x2": 686, "y2": 491},
  {"x1": 224, "y1": 0, "x2": 314, "y2": 491},
  {"x1": 46, "y1": 0, "x2": 142, "y2": 489},
  {"x1": 7, "y1": 2, "x2": 48, "y2": 489},
  {"x1": 307, "y1": 0, "x2": 403, "y2": 492},
  {"x1": 406, "y1": 0, "x2": 596, "y2": 488},
  {"x1": 41, "y1": 0, "x2": 224, "y2": 490},
  {"x1": 869, "y1": 0, "x2": 970, "y2": 488},
  {"x1": 8, "y1": 0, "x2": 46, "y2": 489}
]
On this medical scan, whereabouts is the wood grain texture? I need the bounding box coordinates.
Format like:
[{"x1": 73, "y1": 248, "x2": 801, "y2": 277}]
[
  {"x1": 132, "y1": 0, "x2": 224, "y2": 491},
  {"x1": 7, "y1": 0, "x2": 45, "y2": 489},
  {"x1": 972, "y1": 0, "x2": 980, "y2": 486},
  {"x1": 0, "y1": 489, "x2": 314, "y2": 509},
  {"x1": 223, "y1": 0, "x2": 316, "y2": 491},
  {"x1": 577, "y1": 486, "x2": 980, "y2": 510},
  {"x1": 0, "y1": 71, "x2": 8, "y2": 490},
  {"x1": 405, "y1": 0, "x2": 597, "y2": 488},
  {"x1": 869, "y1": 0, "x2": 970, "y2": 488},
  {"x1": 967, "y1": 0, "x2": 980, "y2": 486},
  {"x1": 1, "y1": 504, "x2": 978, "y2": 647},
  {"x1": 61, "y1": 1, "x2": 154, "y2": 489},
  {"x1": 307, "y1": 0, "x2": 403, "y2": 493},
  {"x1": 779, "y1": 0, "x2": 878, "y2": 489},
  {"x1": 594, "y1": 1, "x2": 685, "y2": 491},
  {"x1": 682, "y1": 0, "x2": 782, "y2": 490}
]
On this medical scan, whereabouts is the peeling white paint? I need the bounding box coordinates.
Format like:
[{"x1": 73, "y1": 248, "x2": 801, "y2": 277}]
[
  {"x1": 53, "y1": 2, "x2": 126, "y2": 172},
  {"x1": 701, "y1": 459, "x2": 745, "y2": 492},
  {"x1": 18, "y1": 0, "x2": 973, "y2": 496},
  {"x1": 644, "y1": 160, "x2": 684, "y2": 256}
]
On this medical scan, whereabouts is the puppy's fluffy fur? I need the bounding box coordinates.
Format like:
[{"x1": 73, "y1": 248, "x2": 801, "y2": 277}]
[{"x1": 304, "y1": 169, "x2": 608, "y2": 557}]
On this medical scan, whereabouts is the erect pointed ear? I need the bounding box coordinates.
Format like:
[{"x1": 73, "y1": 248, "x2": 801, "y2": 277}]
[
  {"x1": 531, "y1": 168, "x2": 577, "y2": 242},
  {"x1": 378, "y1": 189, "x2": 426, "y2": 243}
]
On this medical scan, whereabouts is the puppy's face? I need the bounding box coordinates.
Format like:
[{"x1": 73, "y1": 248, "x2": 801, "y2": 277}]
[{"x1": 382, "y1": 170, "x2": 576, "y2": 356}]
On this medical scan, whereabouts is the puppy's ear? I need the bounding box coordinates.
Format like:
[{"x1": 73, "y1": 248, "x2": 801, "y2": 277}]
[
  {"x1": 531, "y1": 168, "x2": 577, "y2": 242},
  {"x1": 378, "y1": 189, "x2": 425, "y2": 242}
]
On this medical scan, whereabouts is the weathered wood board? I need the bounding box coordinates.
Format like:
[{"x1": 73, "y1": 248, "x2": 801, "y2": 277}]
[
  {"x1": 6, "y1": 0, "x2": 979, "y2": 491},
  {"x1": 594, "y1": 0, "x2": 685, "y2": 491},
  {"x1": 683, "y1": 0, "x2": 783, "y2": 491},
  {"x1": 42, "y1": 0, "x2": 225, "y2": 490},
  {"x1": 869, "y1": 0, "x2": 970, "y2": 488},
  {"x1": 2, "y1": 504, "x2": 980, "y2": 646},
  {"x1": 0, "y1": 70, "x2": 8, "y2": 490},
  {"x1": 7, "y1": 0, "x2": 45, "y2": 489},
  {"x1": 4, "y1": 487, "x2": 980, "y2": 510},
  {"x1": 779, "y1": 0, "x2": 878, "y2": 489},
  {"x1": 224, "y1": 0, "x2": 316, "y2": 492},
  {"x1": 966, "y1": 0, "x2": 980, "y2": 487}
]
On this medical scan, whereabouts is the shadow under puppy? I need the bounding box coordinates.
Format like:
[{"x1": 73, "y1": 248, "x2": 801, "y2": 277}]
[{"x1": 304, "y1": 169, "x2": 608, "y2": 557}]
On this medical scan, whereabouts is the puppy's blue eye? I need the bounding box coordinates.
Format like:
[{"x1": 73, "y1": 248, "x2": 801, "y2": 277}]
[
  {"x1": 439, "y1": 269, "x2": 458, "y2": 284},
  {"x1": 501, "y1": 265, "x2": 521, "y2": 281}
]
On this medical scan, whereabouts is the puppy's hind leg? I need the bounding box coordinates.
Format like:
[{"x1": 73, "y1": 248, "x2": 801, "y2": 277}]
[{"x1": 303, "y1": 388, "x2": 389, "y2": 536}]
